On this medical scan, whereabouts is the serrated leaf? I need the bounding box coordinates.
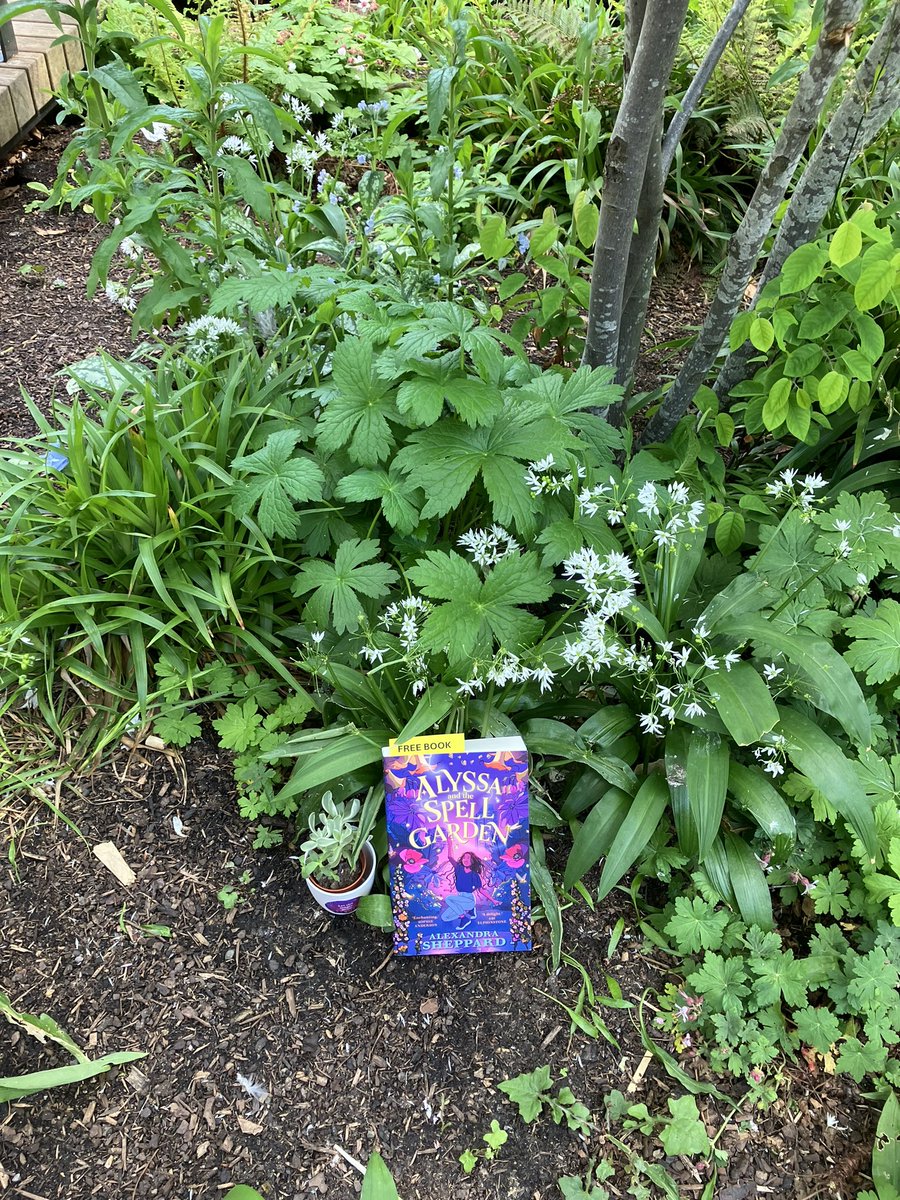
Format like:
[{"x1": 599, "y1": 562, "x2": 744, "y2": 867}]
[
  {"x1": 231, "y1": 430, "x2": 324, "y2": 537},
  {"x1": 660, "y1": 1095, "x2": 710, "y2": 1157},
  {"x1": 292, "y1": 538, "x2": 398, "y2": 634},
  {"x1": 334, "y1": 466, "x2": 421, "y2": 534},
  {"x1": 845, "y1": 600, "x2": 900, "y2": 685},
  {"x1": 316, "y1": 340, "x2": 401, "y2": 466},
  {"x1": 213, "y1": 698, "x2": 263, "y2": 752}
]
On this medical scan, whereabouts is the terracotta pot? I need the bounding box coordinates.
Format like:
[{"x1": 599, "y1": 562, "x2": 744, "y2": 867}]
[{"x1": 305, "y1": 842, "x2": 376, "y2": 915}]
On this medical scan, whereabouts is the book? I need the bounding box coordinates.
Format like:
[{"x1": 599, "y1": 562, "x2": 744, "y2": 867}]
[{"x1": 382, "y1": 735, "x2": 532, "y2": 956}]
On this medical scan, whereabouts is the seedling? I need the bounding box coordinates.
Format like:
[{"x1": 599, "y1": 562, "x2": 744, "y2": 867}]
[
  {"x1": 459, "y1": 1120, "x2": 509, "y2": 1173},
  {"x1": 497, "y1": 1065, "x2": 591, "y2": 1135}
]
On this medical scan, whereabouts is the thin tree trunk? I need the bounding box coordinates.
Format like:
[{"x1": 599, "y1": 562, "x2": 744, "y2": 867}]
[
  {"x1": 661, "y1": 0, "x2": 753, "y2": 179},
  {"x1": 713, "y1": 0, "x2": 900, "y2": 399},
  {"x1": 615, "y1": 120, "x2": 663, "y2": 389},
  {"x1": 642, "y1": 0, "x2": 863, "y2": 445},
  {"x1": 582, "y1": 0, "x2": 689, "y2": 376}
]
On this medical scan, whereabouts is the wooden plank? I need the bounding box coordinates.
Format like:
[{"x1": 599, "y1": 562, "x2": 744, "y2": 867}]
[
  {"x1": 1, "y1": 51, "x2": 53, "y2": 111},
  {"x1": 12, "y1": 20, "x2": 83, "y2": 72},
  {"x1": 10, "y1": 31, "x2": 67, "y2": 89},
  {"x1": 0, "y1": 63, "x2": 37, "y2": 126},
  {"x1": 0, "y1": 85, "x2": 16, "y2": 148}
]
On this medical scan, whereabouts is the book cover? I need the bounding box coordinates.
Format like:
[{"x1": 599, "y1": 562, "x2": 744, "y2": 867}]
[{"x1": 382, "y1": 736, "x2": 532, "y2": 956}]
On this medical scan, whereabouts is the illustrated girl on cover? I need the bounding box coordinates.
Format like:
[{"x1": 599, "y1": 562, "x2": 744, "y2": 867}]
[{"x1": 437, "y1": 836, "x2": 500, "y2": 929}]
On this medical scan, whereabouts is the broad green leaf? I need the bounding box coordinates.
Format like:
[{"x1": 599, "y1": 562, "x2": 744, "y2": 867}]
[
  {"x1": 361, "y1": 1151, "x2": 401, "y2": 1200},
  {"x1": 479, "y1": 213, "x2": 514, "y2": 261},
  {"x1": 355, "y1": 893, "x2": 394, "y2": 930},
  {"x1": 776, "y1": 707, "x2": 876, "y2": 860},
  {"x1": 784, "y1": 344, "x2": 823, "y2": 376},
  {"x1": 686, "y1": 731, "x2": 729, "y2": 862},
  {"x1": 829, "y1": 220, "x2": 862, "y2": 267},
  {"x1": 707, "y1": 663, "x2": 778, "y2": 746},
  {"x1": 762, "y1": 377, "x2": 791, "y2": 428},
  {"x1": 817, "y1": 370, "x2": 849, "y2": 414},
  {"x1": 728, "y1": 762, "x2": 795, "y2": 843},
  {"x1": 854, "y1": 246, "x2": 898, "y2": 311},
  {"x1": 392, "y1": 686, "x2": 456, "y2": 744},
  {"x1": 872, "y1": 1091, "x2": 900, "y2": 1198},
  {"x1": 715, "y1": 510, "x2": 745, "y2": 555},
  {"x1": 564, "y1": 787, "x2": 631, "y2": 888},
  {"x1": 597, "y1": 774, "x2": 668, "y2": 900},
  {"x1": 699, "y1": 574, "x2": 773, "y2": 632},
  {"x1": 316, "y1": 341, "x2": 400, "y2": 466},
  {"x1": 780, "y1": 243, "x2": 828, "y2": 293},
  {"x1": 0, "y1": 1051, "x2": 145, "y2": 1102},
  {"x1": 426, "y1": 65, "x2": 457, "y2": 136},
  {"x1": 749, "y1": 317, "x2": 774, "y2": 352},
  {"x1": 334, "y1": 465, "x2": 421, "y2": 534},
  {"x1": 660, "y1": 1095, "x2": 710, "y2": 1157},
  {"x1": 665, "y1": 727, "x2": 698, "y2": 860},
  {"x1": 497, "y1": 1065, "x2": 552, "y2": 1122},
  {"x1": 724, "y1": 832, "x2": 773, "y2": 930},
  {"x1": 736, "y1": 618, "x2": 871, "y2": 748},
  {"x1": 224, "y1": 1189, "x2": 266, "y2": 1200},
  {"x1": 272, "y1": 728, "x2": 390, "y2": 800},
  {"x1": 531, "y1": 829, "x2": 562, "y2": 968}
]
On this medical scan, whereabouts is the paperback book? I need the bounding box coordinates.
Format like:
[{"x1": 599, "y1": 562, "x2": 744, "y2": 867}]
[{"x1": 382, "y1": 735, "x2": 532, "y2": 957}]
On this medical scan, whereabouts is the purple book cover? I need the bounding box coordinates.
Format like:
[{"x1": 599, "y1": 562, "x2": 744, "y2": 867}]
[{"x1": 382, "y1": 736, "x2": 532, "y2": 956}]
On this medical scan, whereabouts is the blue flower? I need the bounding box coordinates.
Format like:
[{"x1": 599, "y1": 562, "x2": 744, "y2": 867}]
[
  {"x1": 516, "y1": 232, "x2": 530, "y2": 255},
  {"x1": 432, "y1": 273, "x2": 442, "y2": 285},
  {"x1": 357, "y1": 153, "x2": 369, "y2": 165},
  {"x1": 453, "y1": 164, "x2": 463, "y2": 180},
  {"x1": 364, "y1": 215, "x2": 376, "y2": 237},
  {"x1": 44, "y1": 447, "x2": 69, "y2": 472}
]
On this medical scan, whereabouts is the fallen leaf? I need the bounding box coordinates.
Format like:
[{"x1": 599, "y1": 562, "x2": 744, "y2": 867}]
[
  {"x1": 237, "y1": 1116, "x2": 264, "y2": 1136},
  {"x1": 419, "y1": 997, "x2": 439, "y2": 1016},
  {"x1": 93, "y1": 841, "x2": 136, "y2": 887}
]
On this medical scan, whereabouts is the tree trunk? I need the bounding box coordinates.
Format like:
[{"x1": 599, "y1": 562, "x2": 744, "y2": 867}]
[
  {"x1": 661, "y1": 0, "x2": 753, "y2": 179},
  {"x1": 581, "y1": 0, "x2": 689, "y2": 377},
  {"x1": 642, "y1": 0, "x2": 863, "y2": 445},
  {"x1": 713, "y1": 0, "x2": 900, "y2": 399}
]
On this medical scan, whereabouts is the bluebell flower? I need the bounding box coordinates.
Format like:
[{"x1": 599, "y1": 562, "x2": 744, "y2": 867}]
[
  {"x1": 44, "y1": 447, "x2": 69, "y2": 472},
  {"x1": 517, "y1": 232, "x2": 530, "y2": 255}
]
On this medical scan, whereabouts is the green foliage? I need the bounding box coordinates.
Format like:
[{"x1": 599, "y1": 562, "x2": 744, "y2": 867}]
[
  {"x1": 729, "y1": 205, "x2": 900, "y2": 440},
  {"x1": 0, "y1": 992, "x2": 145, "y2": 1101},
  {"x1": 498, "y1": 1066, "x2": 591, "y2": 1134}
]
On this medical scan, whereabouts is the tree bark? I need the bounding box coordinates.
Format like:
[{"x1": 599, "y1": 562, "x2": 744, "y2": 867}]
[
  {"x1": 661, "y1": 0, "x2": 753, "y2": 179},
  {"x1": 582, "y1": 0, "x2": 689, "y2": 377},
  {"x1": 642, "y1": 0, "x2": 863, "y2": 445},
  {"x1": 713, "y1": 0, "x2": 900, "y2": 399}
]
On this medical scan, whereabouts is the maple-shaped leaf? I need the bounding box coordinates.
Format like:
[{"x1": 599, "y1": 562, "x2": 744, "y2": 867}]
[
  {"x1": 814, "y1": 491, "x2": 900, "y2": 587},
  {"x1": 749, "y1": 510, "x2": 821, "y2": 592},
  {"x1": 213, "y1": 698, "x2": 263, "y2": 752},
  {"x1": 746, "y1": 948, "x2": 809, "y2": 1009},
  {"x1": 392, "y1": 301, "x2": 505, "y2": 364},
  {"x1": 292, "y1": 537, "x2": 398, "y2": 633},
  {"x1": 316, "y1": 340, "x2": 404, "y2": 466},
  {"x1": 396, "y1": 362, "x2": 503, "y2": 428},
  {"x1": 408, "y1": 549, "x2": 552, "y2": 667},
  {"x1": 835, "y1": 1036, "x2": 887, "y2": 1083},
  {"x1": 153, "y1": 709, "x2": 202, "y2": 748},
  {"x1": 686, "y1": 952, "x2": 750, "y2": 1012},
  {"x1": 497, "y1": 1065, "x2": 552, "y2": 1123},
  {"x1": 664, "y1": 896, "x2": 729, "y2": 954},
  {"x1": 231, "y1": 430, "x2": 324, "y2": 537},
  {"x1": 334, "y1": 465, "x2": 422, "y2": 533},
  {"x1": 514, "y1": 365, "x2": 623, "y2": 456},
  {"x1": 394, "y1": 412, "x2": 573, "y2": 533},
  {"x1": 845, "y1": 599, "x2": 900, "y2": 684},
  {"x1": 793, "y1": 1005, "x2": 842, "y2": 1054}
]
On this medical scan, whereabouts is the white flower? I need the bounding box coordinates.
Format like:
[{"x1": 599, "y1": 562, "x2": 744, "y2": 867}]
[
  {"x1": 360, "y1": 645, "x2": 387, "y2": 663},
  {"x1": 310, "y1": 631, "x2": 325, "y2": 645},
  {"x1": 723, "y1": 652, "x2": 741, "y2": 671},
  {"x1": 456, "y1": 676, "x2": 483, "y2": 697},
  {"x1": 693, "y1": 621, "x2": 710, "y2": 640},
  {"x1": 702, "y1": 655, "x2": 719, "y2": 671},
  {"x1": 636, "y1": 482, "x2": 660, "y2": 518},
  {"x1": 826, "y1": 1114, "x2": 848, "y2": 1133},
  {"x1": 762, "y1": 663, "x2": 783, "y2": 680},
  {"x1": 833, "y1": 519, "x2": 851, "y2": 532},
  {"x1": 802, "y1": 473, "x2": 826, "y2": 492},
  {"x1": 763, "y1": 760, "x2": 784, "y2": 777},
  {"x1": 411, "y1": 679, "x2": 426, "y2": 697},
  {"x1": 684, "y1": 701, "x2": 706, "y2": 718},
  {"x1": 141, "y1": 122, "x2": 172, "y2": 143},
  {"x1": 639, "y1": 712, "x2": 664, "y2": 736},
  {"x1": 458, "y1": 525, "x2": 520, "y2": 568},
  {"x1": 530, "y1": 664, "x2": 556, "y2": 693},
  {"x1": 668, "y1": 481, "x2": 690, "y2": 505}
]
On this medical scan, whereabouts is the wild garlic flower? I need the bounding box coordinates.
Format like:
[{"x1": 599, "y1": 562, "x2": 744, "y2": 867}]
[
  {"x1": 524, "y1": 454, "x2": 584, "y2": 497},
  {"x1": 104, "y1": 281, "x2": 136, "y2": 312},
  {"x1": 182, "y1": 314, "x2": 244, "y2": 358},
  {"x1": 577, "y1": 482, "x2": 612, "y2": 517},
  {"x1": 765, "y1": 467, "x2": 827, "y2": 515},
  {"x1": 381, "y1": 596, "x2": 432, "y2": 652},
  {"x1": 458, "y1": 525, "x2": 520, "y2": 568}
]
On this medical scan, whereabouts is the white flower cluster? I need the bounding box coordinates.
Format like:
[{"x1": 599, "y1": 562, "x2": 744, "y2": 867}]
[
  {"x1": 457, "y1": 525, "x2": 520, "y2": 568},
  {"x1": 379, "y1": 596, "x2": 433, "y2": 695},
  {"x1": 562, "y1": 548, "x2": 638, "y2": 619},
  {"x1": 455, "y1": 651, "x2": 555, "y2": 697},
  {"x1": 524, "y1": 455, "x2": 584, "y2": 497},
  {"x1": 287, "y1": 142, "x2": 317, "y2": 178},
  {"x1": 181, "y1": 314, "x2": 244, "y2": 359},
  {"x1": 765, "y1": 468, "x2": 826, "y2": 515},
  {"x1": 283, "y1": 95, "x2": 312, "y2": 124},
  {"x1": 753, "y1": 733, "x2": 787, "y2": 778},
  {"x1": 104, "y1": 280, "x2": 136, "y2": 313}
]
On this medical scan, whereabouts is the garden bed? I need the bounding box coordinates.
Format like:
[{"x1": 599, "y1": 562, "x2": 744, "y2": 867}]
[{"x1": 0, "y1": 738, "x2": 879, "y2": 1199}]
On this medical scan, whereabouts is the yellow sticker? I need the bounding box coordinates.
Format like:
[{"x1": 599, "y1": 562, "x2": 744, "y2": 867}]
[{"x1": 387, "y1": 733, "x2": 465, "y2": 756}]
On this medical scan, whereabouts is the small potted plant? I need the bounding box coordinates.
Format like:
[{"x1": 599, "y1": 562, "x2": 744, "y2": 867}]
[{"x1": 299, "y1": 791, "x2": 378, "y2": 915}]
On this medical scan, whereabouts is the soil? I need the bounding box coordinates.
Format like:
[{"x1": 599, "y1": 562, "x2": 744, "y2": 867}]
[{"x1": 0, "y1": 125, "x2": 885, "y2": 1200}]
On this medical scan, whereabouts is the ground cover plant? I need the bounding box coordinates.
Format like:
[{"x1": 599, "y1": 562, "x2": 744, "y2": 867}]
[{"x1": 2, "y1": 0, "x2": 900, "y2": 1194}]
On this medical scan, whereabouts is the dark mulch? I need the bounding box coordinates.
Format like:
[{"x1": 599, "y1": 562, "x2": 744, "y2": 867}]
[
  {"x1": 0, "y1": 123, "x2": 134, "y2": 441},
  {"x1": 0, "y1": 740, "x2": 880, "y2": 1200},
  {"x1": 0, "y1": 122, "x2": 883, "y2": 1200}
]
